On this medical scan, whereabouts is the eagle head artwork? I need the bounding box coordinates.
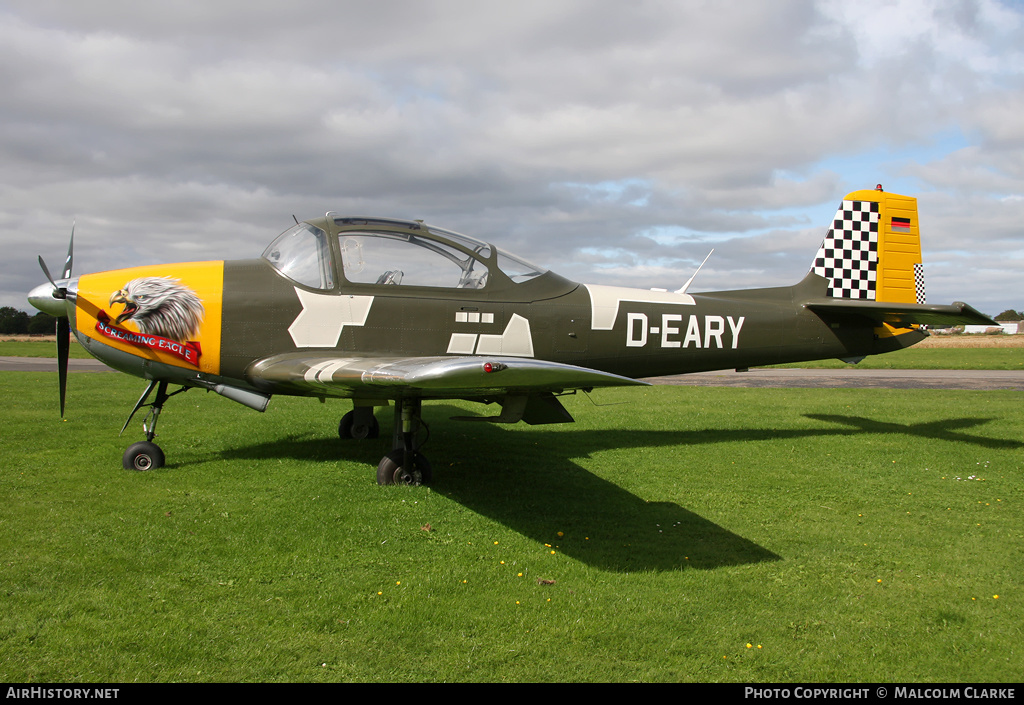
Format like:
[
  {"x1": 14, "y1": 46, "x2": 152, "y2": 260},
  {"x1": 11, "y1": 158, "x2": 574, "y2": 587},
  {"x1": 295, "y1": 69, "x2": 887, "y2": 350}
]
[{"x1": 109, "y1": 277, "x2": 204, "y2": 342}]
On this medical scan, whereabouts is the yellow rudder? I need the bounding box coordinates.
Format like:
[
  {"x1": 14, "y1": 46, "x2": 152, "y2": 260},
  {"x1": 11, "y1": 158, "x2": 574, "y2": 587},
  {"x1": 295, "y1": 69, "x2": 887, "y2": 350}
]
[{"x1": 872, "y1": 190, "x2": 925, "y2": 305}]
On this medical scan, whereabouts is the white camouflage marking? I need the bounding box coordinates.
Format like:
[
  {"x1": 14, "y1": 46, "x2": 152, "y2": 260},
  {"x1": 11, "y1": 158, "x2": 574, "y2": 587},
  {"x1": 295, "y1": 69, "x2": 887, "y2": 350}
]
[
  {"x1": 446, "y1": 333, "x2": 478, "y2": 354},
  {"x1": 303, "y1": 360, "x2": 353, "y2": 385},
  {"x1": 446, "y1": 314, "x2": 535, "y2": 357},
  {"x1": 288, "y1": 289, "x2": 373, "y2": 348},
  {"x1": 585, "y1": 284, "x2": 695, "y2": 330},
  {"x1": 475, "y1": 314, "x2": 534, "y2": 357}
]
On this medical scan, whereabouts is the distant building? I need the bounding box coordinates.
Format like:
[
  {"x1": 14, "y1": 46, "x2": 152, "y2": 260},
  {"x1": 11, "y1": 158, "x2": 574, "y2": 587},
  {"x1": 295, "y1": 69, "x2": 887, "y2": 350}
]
[{"x1": 963, "y1": 322, "x2": 1019, "y2": 334}]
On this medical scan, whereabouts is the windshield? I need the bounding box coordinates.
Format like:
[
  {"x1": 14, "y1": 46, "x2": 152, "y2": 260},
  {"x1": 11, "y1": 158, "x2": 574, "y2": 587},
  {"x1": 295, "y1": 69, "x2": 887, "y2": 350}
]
[{"x1": 262, "y1": 223, "x2": 334, "y2": 289}]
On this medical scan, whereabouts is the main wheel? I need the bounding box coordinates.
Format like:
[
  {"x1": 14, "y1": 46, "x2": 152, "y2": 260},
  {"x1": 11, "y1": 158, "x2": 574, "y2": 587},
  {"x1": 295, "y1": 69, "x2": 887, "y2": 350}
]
[
  {"x1": 339, "y1": 410, "x2": 380, "y2": 440},
  {"x1": 123, "y1": 441, "x2": 165, "y2": 471},
  {"x1": 376, "y1": 450, "x2": 432, "y2": 486}
]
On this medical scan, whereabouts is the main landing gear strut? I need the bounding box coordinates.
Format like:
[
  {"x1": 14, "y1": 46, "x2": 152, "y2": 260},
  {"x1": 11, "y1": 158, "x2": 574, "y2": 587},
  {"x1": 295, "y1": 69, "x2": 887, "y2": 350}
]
[
  {"x1": 378, "y1": 398, "x2": 432, "y2": 486},
  {"x1": 121, "y1": 380, "x2": 187, "y2": 471},
  {"x1": 340, "y1": 399, "x2": 431, "y2": 486}
]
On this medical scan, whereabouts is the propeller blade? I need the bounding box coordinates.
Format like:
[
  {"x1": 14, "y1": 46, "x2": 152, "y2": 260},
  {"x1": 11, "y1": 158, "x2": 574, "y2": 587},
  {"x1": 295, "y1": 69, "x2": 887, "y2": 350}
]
[
  {"x1": 57, "y1": 317, "x2": 70, "y2": 418},
  {"x1": 37, "y1": 224, "x2": 75, "y2": 299},
  {"x1": 62, "y1": 223, "x2": 75, "y2": 279},
  {"x1": 39, "y1": 223, "x2": 76, "y2": 417},
  {"x1": 37, "y1": 255, "x2": 66, "y2": 299}
]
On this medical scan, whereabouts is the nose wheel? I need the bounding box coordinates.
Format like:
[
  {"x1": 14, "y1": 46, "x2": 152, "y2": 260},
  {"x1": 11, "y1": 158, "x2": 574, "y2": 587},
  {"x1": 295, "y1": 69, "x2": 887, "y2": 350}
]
[{"x1": 123, "y1": 441, "x2": 165, "y2": 471}]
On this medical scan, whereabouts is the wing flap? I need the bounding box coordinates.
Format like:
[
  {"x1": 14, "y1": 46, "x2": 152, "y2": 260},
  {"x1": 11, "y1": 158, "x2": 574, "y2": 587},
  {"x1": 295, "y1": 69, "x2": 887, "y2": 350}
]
[
  {"x1": 804, "y1": 299, "x2": 997, "y2": 328},
  {"x1": 248, "y1": 354, "x2": 647, "y2": 399}
]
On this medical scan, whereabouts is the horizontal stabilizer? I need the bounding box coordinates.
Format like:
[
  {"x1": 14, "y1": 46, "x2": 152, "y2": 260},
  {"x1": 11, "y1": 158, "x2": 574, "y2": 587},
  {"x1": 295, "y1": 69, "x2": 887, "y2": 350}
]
[{"x1": 804, "y1": 299, "x2": 997, "y2": 328}]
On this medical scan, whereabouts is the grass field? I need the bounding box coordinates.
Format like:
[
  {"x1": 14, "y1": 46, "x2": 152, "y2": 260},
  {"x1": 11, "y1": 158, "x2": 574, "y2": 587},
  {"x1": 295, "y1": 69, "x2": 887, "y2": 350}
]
[
  {"x1": 0, "y1": 339, "x2": 93, "y2": 359},
  {"x1": 1, "y1": 372, "x2": 1021, "y2": 682}
]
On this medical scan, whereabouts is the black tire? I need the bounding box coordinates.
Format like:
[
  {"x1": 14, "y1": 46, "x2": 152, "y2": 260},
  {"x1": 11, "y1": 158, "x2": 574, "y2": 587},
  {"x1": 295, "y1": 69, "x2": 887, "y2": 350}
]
[
  {"x1": 339, "y1": 411, "x2": 379, "y2": 440},
  {"x1": 123, "y1": 441, "x2": 165, "y2": 471},
  {"x1": 376, "y1": 450, "x2": 432, "y2": 486}
]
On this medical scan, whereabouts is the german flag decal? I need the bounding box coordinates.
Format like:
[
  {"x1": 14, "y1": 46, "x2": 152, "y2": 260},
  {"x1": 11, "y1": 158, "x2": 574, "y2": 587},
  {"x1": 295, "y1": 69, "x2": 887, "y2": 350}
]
[{"x1": 891, "y1": 216, "x2": 911, "y2": 233}]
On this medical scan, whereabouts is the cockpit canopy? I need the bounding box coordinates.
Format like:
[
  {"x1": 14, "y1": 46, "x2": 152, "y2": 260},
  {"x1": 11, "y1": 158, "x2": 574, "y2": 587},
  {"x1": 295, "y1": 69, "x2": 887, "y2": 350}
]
[{"x1": 261, "y1": 216, "x2": 551, "y2": 293}]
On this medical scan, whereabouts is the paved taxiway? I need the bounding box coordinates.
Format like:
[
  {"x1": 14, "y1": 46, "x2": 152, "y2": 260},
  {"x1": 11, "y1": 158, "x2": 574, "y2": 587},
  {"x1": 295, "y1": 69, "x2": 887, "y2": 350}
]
[
  {"x1": 1, "y1": 356, "x2": 116, "y2": 373},
  {"x1": 648, "y1": 368, "x2": 1024, "y2": 390},
  {"x1": 3, "y1": 356, "x2": 1022, "y2": 390}
]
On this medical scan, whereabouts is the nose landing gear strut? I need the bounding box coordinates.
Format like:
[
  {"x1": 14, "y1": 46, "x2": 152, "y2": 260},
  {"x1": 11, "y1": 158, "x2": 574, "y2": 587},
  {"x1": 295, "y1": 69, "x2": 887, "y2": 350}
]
[{"x1": 121, "y1": 380, "x2": 188, "y2": 471}]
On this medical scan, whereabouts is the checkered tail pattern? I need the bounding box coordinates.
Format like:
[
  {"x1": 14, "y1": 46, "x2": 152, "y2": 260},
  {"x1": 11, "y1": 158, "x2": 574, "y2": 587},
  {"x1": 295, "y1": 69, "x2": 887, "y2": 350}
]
[
  {"x1": 812, "y1": 200, "x2": 879, "y2": 299},
  {"x1": 914, "y1": 262, "x2": 926, "y2": 304}
]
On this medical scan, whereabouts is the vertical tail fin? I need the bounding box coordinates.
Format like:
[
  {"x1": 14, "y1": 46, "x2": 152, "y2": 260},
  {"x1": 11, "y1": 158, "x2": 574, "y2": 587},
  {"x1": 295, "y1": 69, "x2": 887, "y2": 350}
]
[{"x1": 811, "y1": 187, "x2": 926, "y2": 304}]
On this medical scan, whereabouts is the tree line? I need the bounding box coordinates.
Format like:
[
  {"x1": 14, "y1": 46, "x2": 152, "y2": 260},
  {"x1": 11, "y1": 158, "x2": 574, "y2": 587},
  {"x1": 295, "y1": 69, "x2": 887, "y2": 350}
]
[{"x1": 0, "y1": 306, "x2": 59, "y2": 335}]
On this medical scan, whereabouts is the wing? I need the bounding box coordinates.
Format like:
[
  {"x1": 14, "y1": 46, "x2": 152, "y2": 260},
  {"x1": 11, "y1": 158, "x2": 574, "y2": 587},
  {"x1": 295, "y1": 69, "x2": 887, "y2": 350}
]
[
  {"x1": 246, "y1": 353, "x2": 648, "y2": 400},
  {"x1": 804, "y1": 299, "x2": 996, "y2": 328}
]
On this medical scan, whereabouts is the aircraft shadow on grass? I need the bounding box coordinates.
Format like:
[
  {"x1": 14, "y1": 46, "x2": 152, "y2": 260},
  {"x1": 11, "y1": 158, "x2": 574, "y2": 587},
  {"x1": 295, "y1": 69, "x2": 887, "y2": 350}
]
[
  {"x1": 804, "y1": 414, "x2": 1023, "y2": 451},
  {"x1": 215, "y1": 426, "x2": 780, "y2": 574},
  {"x1": 207, "y1": 406, "x2": 1016, "y2": 573}
]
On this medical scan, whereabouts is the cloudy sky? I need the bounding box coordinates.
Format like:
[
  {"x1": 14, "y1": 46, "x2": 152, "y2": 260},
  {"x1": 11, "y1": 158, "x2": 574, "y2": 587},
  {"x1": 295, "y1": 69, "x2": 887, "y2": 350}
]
[{"x1": 3, "y1": 0, "x2": 1022, "y2": 316}]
